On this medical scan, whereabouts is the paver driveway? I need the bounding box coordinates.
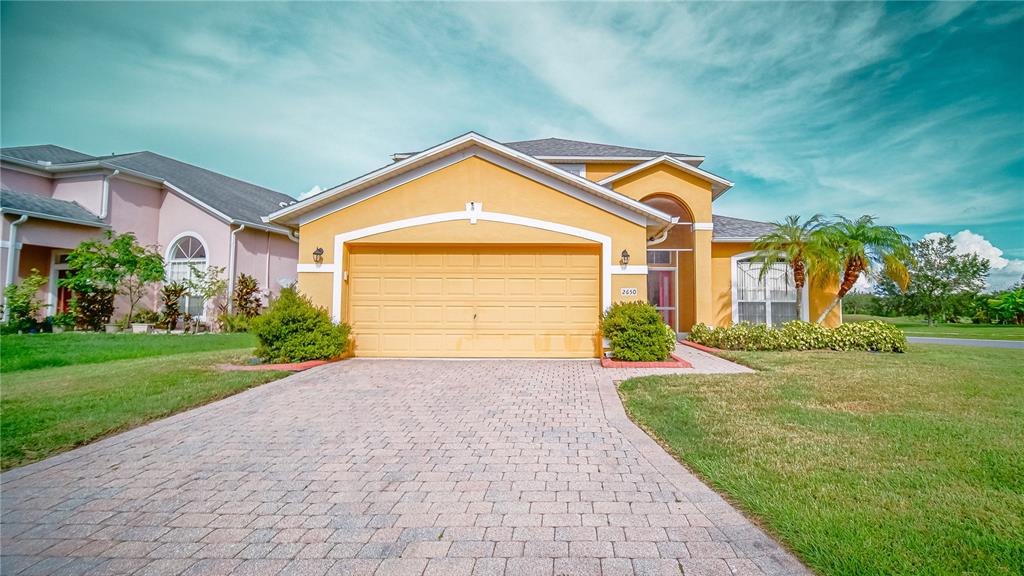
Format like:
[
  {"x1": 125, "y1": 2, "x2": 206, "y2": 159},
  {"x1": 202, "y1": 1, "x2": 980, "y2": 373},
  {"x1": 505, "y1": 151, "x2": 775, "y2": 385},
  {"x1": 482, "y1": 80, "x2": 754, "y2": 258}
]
[{"x1": 1, "y1": 359, "x2": 807, "y2": 576}]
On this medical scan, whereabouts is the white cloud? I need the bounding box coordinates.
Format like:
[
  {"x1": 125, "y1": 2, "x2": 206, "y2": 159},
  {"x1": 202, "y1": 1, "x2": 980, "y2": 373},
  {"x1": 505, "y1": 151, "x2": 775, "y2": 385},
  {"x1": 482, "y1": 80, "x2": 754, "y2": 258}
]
[
  {"x1": 299, "y1": 185, "x2": 323, "y2": 200},
  {"x1": 925, "y1": 230, "x2": 1023, "y2": 290}
]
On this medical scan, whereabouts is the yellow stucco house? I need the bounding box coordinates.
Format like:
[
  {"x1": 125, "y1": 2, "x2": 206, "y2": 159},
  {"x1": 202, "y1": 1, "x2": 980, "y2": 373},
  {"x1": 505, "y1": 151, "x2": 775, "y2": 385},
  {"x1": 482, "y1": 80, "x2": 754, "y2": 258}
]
[{"x1": 266, "y1": 133, "x2": 839, "y2": 358}]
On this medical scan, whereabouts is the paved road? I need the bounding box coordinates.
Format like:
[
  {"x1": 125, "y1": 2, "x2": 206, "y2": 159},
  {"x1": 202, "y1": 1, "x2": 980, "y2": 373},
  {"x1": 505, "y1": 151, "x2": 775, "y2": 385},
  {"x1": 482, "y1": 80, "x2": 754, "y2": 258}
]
[
  {"x1": 908, "y1": 336, "x2": 1024, "y2": 349},
  {"x1": 1, "y1": 359, "x2": 806, "y2": 576}
]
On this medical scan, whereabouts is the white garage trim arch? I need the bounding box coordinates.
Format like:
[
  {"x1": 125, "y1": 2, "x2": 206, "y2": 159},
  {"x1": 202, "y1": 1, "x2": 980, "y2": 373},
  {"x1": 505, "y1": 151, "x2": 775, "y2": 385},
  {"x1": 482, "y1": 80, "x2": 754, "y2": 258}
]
[{"x1": 324, "y1": 203, "x2": 618, "y2": 323}]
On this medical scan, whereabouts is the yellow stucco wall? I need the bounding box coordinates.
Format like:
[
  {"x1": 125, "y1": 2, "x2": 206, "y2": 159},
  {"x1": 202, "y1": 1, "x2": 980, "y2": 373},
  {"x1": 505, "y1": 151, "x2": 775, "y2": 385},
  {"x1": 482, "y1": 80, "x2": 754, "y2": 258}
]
[
  {"x1": 609, "y1": 165, "x2": 713, "y2": 222},
  {"x1": 296, "y1": 156, "x2": 649, "y2": 320},
  {"x1": 297, "y1": 272, "x2": 333, "y2": 315},
  {"x1": 612, "y1": 274, "x2": 647, "y2": 304},
  {"x1": 357, "y1": 220, "x2": 592, "y2": 244},
  {"x1": 584, "y1": 162, "x2": 641, "y2": 182},
  {"x1": 609, "y1": 162, "x2": 716, "y2": 328},
  {"x1": 710, "y1": 242, "x2": 841, "y2": 327}
]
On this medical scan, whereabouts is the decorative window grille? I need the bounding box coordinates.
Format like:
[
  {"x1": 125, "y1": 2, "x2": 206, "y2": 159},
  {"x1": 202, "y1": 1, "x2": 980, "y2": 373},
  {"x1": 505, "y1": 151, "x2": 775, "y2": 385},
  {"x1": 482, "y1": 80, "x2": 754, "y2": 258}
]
[
  {"x1": 735, "y1": 259, "x2": 799, "y2": 326},
  {"x1": 166, "y1": 235, "x2": 207, "y2": 317}
]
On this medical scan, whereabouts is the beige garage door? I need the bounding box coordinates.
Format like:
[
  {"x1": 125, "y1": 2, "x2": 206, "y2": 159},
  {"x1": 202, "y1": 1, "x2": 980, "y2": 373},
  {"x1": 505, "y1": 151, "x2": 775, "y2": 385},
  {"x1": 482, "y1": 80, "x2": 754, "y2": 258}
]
[{"x1": 347, "y1": 244, "x2": 601, "y2": 357}]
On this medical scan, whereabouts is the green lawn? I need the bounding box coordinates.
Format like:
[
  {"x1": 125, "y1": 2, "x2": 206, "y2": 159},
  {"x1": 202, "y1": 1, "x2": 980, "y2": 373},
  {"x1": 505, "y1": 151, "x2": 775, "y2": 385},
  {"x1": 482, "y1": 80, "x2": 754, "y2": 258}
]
[
  {"x1": 619, "y1": 345, "x2": 1024, "y2": 576},
  {"x1": 846, "y1": 313, "x2": 1024, "y2": 340},
  {"x1": 1, "y1": 334, "x2": 285, "y2": 470},
  {"x1": 0, "y1": 332, "x2": 258, "y2": 372}
]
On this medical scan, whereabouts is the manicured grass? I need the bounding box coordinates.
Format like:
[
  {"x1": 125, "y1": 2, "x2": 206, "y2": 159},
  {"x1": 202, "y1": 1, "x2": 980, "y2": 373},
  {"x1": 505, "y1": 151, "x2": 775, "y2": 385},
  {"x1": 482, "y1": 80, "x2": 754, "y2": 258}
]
[
  {"x1": 846, "y1": 313, "x2": 1024, "y2": 340},
  {"x1": 1, "y1": 348, "x2": 286, "y2": 470},
  {"x1": 619, "y1": 345, "x2": 1024, "y2": 576},
  {"x1": 0, "y1": 332, "x2": 258, "y2": 372}
]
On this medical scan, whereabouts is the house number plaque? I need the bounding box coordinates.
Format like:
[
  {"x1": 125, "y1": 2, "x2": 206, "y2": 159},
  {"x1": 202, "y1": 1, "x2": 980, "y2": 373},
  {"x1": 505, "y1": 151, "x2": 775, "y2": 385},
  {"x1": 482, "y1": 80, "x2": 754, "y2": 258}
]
[{"x1": 620, "y1": 287, "x2": 638, "y2": 296}]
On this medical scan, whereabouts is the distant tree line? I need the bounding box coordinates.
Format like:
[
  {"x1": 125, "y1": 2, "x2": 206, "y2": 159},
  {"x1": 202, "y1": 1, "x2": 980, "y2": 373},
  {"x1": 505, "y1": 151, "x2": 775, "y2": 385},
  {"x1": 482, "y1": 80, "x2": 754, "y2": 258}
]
[{"x1": 842, "y1": 234, "x2": 1023, "y2": 325}]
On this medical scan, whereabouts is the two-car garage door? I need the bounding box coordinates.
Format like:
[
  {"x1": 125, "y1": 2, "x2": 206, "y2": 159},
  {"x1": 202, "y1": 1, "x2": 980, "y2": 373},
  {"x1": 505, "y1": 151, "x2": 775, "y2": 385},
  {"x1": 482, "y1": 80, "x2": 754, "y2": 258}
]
[{"x1": 347, "y1": 245, "x2": 601, "y2": 357}]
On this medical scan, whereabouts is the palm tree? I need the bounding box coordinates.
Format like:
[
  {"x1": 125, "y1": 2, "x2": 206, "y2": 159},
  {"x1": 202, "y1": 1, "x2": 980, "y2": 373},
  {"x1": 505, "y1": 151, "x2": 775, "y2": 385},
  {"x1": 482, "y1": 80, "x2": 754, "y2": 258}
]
[
  {"x1": 750, "y1": 214, "x2": 828, "y2": 322},
  {"x1": 815, "y1": 215, "x2": 912, "y2": 324}
]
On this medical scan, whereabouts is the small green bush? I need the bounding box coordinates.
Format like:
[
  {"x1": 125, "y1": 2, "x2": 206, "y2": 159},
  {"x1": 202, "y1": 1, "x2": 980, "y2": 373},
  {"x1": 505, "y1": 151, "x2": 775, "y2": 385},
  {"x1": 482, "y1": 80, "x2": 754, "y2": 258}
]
[
  {"x1": 601, "y1": 301, "x2": 673, "y2": 361},
  {"x1": 160, "y1": 282, "x2": 187, "y2": 331},
  {"x1": 51, "y1": 311, "x2": 76, "y2": 329},
  {"x1": 232, "y1": 273, "x2": 263, "y2": 318},
  {"x1": 687, "y1": 320, "x2": 906, "y2": 353},
  {"x1": 70, "y1": 288, "x2": 115, "y2": 331},
  {"x1": 131, "y1": 308, "x2": 160, "y2": 324},
  {"x1": 1, "y1": 270, "x2": 48, "y2": 333},
  {"x1": 250, "y1": 287, "x2": 350, "y2": 362},
  {"x1": 218, "y1": 312, "x2": 251, "y2": 333}
]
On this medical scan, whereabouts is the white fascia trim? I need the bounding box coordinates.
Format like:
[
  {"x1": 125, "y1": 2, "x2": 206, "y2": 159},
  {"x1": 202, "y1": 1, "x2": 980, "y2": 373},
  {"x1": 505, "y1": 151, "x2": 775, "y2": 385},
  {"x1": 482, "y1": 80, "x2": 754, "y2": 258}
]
[
  {"x1": 0, "y1": 208, "x2": 108, "y2": 229},
  {"x1": 233, "y1": 220, "x2": 292, "y2": 235},
  {"x1": 730, "y1": 250, "x2": 809, "y2": 325},
  {"x1": 391, "y1": 154, "x2": 707, "y2": 164},
  {"x1": 267, "y1": 132, "x2": 673, "y2": 226},
  {"x1": 611, "y1": 265, "x2": 648, "y2": 275},
  {"x1": 0, "y1": 161, "x2": 53, "y2": 178},
  {"x1": 693, "y1": 222, "x2": 714, "y2": 231},
  {"x1": 328, "y1": 207, "x2": 615, "y2": 323},
  {"x1": 597, "y1": 155, "x2": 734, "y2": 197}
]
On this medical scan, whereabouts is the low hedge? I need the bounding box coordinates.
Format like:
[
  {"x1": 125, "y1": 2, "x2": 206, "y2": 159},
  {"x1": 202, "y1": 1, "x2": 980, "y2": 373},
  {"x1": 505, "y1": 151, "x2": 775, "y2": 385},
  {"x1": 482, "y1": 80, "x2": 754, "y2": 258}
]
[
  {"x1": 601, "y1": 301, "x2": 676, "y2": 361},
  {"x1": 688, "y1": 320, "x2": 907, "y2": 353}
]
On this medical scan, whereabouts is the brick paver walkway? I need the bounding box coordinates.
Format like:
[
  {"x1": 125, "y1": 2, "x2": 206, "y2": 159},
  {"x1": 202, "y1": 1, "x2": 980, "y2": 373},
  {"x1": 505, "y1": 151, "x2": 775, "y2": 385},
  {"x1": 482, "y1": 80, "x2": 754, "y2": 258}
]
[{"x1": 1, "y1": 359, "x2": 806, "y2": 576}]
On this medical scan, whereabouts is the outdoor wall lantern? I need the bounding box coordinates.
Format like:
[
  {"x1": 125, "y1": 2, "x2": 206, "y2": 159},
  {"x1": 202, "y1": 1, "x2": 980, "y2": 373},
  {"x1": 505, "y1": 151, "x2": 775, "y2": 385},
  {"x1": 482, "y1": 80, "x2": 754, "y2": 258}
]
[
  {"x1": 620, "y1": 249, "x2": 630, "y2": 266},
  {"x1": 312, "y1": 247, "x2": 324, "y2": 264}
]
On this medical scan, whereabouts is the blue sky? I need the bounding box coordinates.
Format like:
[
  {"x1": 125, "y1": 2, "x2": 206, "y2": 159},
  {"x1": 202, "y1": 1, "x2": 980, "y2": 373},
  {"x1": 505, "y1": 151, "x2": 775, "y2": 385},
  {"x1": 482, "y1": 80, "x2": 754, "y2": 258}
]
[{"x1": 2, "y1": 2, "x2": 1022, "y2": 287}]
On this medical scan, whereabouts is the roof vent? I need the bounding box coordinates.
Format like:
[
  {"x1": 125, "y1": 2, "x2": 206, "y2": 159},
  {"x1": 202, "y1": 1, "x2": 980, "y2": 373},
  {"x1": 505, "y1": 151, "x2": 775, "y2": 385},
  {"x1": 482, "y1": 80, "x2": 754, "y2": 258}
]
[{"x1": 36, "y1": 160, "x2": 52, "y2": 166}]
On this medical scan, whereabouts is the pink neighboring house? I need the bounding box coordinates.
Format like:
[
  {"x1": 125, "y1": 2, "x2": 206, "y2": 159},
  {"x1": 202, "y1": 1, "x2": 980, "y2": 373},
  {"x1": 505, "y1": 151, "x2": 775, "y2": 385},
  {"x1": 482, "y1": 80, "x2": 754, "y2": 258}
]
[{"x1": 0, "y1": 144, "x2": 299, "y2": 323}]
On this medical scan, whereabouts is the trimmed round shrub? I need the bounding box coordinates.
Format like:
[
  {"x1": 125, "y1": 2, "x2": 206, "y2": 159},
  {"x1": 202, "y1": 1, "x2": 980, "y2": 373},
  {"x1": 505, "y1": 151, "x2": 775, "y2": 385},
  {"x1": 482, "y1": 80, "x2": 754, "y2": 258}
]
[
  {"x1": 250, "y1": 287, "x2": 351, "y2": 363},
  {"x1": 601, "y1": 302, "x2": 673, "y2": 361},
  {"x1": 686, "y1": 320, "x2": 906, "y2": 353}
]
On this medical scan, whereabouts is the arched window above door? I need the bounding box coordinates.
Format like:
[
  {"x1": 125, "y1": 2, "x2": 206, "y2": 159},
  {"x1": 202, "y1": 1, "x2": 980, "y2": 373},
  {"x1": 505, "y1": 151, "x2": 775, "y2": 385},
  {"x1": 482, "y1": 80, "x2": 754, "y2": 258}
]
[{"x1": 642, "y1": 194, "x2": 693, "y2": 251}]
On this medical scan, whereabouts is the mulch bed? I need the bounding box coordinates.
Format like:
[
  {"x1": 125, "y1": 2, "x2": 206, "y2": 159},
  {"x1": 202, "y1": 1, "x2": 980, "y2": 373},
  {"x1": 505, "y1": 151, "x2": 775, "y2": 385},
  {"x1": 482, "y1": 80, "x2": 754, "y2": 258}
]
[{"x1": 600, "y1": 353, "x2": 693, "y2": 369}]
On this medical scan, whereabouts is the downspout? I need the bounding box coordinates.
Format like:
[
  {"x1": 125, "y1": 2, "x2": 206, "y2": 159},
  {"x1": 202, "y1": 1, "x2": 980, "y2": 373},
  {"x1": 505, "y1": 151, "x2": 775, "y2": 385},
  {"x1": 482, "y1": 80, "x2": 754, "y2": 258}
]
[
  {"x1": 265, "y1": 232, "x2": 271, "y2": 297},
  {"x1": 227, "y1": 224, "x2": 245, "y2": 313},
  {"x1": 3, "y1": 214, "x2": 29, "y2": 322},
  {"x1": 100, "y1": 169, "x2": 120, "y2": 220}
]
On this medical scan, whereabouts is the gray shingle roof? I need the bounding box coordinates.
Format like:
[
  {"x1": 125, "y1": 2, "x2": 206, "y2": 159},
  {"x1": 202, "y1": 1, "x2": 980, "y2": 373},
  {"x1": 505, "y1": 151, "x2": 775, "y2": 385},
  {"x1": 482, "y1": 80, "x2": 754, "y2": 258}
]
[
  {"x1": 1, "y1": 146, "x2": 296, "y2": 228},
  {"x1": 102, "y1": 152, "x2": 296, "y2": 227},
  {"x1": 0, "y1": 188, "x2": 106, "y2": 227},
  {"x1": 1, "y1": 144, "x2": 95, "y2": 165},
  {"x1": 392, "y1": 137, "x2": 698, "y2": 160},
  {"x1": 712, "y1": 214, "x2": 776, "y2": 240},
  {"x1": 503, "y1": 138, "x2": 696, "y2": 159}
]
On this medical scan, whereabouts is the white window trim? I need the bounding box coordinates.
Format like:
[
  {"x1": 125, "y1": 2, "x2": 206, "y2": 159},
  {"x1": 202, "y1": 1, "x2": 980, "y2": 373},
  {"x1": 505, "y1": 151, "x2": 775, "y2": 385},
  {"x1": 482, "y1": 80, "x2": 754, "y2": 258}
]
[
  {"x1": 646, "y1": 261, "x2": 679, "y2": 333},
  {"x1": 164, "y1": 231, "x2": 210, "y2": 319},
  {"x1": 47, "y1": 250, "x2": 71, "y2": 313},
  {"x1": 730, "y1": 250, "x2": 809, "y2": 326}
]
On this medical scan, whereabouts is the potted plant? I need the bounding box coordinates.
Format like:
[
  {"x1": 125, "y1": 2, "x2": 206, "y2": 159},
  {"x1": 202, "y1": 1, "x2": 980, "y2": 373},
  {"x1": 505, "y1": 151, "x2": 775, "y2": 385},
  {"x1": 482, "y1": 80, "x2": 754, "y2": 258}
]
[
  {"x1": 50, "y1": 312, "x2": 76, "y2": 334},
  {"x1": 130, "y1": 308, "x2": 160, "y2": 334}
]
